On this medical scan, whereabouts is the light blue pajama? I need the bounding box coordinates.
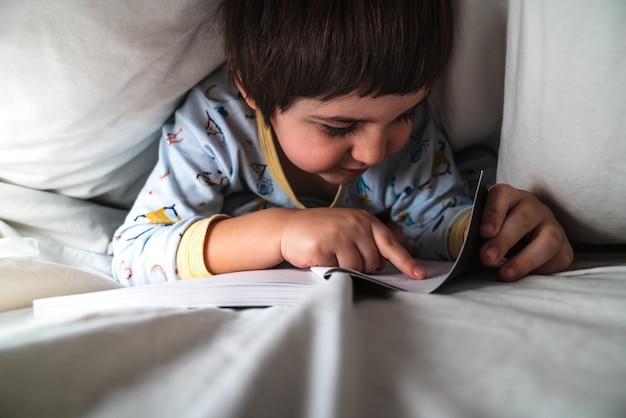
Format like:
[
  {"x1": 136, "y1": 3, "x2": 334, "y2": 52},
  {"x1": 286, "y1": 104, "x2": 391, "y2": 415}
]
[{"x1": 112, "y1": 66, "x2": 472, "y2": 285}]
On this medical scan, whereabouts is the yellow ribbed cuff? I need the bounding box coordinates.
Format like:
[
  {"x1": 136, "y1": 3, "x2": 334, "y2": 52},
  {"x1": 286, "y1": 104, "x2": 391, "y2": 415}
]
[
  {"x1": 448, "y1": 209, "x2": 472, "y2": 259},
  {"x1": 176, "y1": 215, "x2": 230, "y2": 279}
]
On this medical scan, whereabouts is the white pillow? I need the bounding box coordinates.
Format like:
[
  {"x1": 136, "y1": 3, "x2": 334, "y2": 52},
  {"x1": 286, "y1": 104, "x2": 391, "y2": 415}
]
[
  {"x1": 430, "y1": 0, "x2": 508, "y2": 154},
  {"x1": 497, "y1": 0, "x2": 626, "y2": 243},
  {"x1": 0, "y1": 0, "x2": 224, "y2": 209},
  {"x1": 0, "y1": 238, "x2": 122, "y2": 312}
]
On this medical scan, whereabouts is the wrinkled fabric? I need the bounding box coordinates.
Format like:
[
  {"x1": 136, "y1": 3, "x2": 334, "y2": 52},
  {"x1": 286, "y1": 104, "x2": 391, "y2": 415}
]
[{"x1": 1, "y1": 262, "x2": 625, "y2": 418}]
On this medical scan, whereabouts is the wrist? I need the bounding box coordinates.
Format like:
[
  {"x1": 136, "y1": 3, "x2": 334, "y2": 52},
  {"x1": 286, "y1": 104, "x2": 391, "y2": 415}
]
[
  {"x1": 204, "y1": 208, "x2": 297, "y2": 274},
  {"x1": 177, "y1": 215, "x2": 229, "y2": 279}
]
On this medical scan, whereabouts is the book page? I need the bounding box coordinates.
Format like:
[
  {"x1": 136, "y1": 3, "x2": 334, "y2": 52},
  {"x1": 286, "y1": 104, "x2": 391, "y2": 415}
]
[
  {"x1": 33, "y1": 269, "x2": 327, "y2": 319},
  {"x1": 310, "y1": 171, "x2": 489, "y2": 293},
  {"x1": 310, "y1": 260, "x2": 452, "y2": 293}
]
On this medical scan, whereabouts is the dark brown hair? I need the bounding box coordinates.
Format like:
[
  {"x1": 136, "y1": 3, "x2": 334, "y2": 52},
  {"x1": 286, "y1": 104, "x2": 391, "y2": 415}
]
[{"x1": 220, "y1": 0, "x2": 454, "y2": 119}]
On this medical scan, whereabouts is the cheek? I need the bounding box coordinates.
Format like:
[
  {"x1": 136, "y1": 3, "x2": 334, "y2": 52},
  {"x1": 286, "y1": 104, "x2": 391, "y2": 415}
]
[
  {"x1": 275, "y1": 126, "x2": 345, "y2": 173},
  {"x1": 286, "y1": 142, "x2": 345, "y2": 173},
  {"x1": 387, "y1": 124, "x2": 413, "y2": 155}
]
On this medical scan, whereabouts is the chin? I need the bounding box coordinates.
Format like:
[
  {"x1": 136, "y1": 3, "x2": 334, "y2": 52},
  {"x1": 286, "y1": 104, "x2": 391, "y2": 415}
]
[{"x1": 320, "y1": 173, "x2": 359, "y2": 185}]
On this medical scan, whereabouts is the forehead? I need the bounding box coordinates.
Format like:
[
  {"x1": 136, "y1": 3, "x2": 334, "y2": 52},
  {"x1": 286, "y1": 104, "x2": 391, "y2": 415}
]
[{"x1": 290, "y1": 89, "x2": 428, "y2": 119}]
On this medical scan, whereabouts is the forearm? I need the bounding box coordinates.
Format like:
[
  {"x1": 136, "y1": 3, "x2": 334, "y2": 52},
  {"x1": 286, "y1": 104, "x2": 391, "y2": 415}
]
[{"x1": 203, "y1": 207, "x2": 297, "y2": 274}]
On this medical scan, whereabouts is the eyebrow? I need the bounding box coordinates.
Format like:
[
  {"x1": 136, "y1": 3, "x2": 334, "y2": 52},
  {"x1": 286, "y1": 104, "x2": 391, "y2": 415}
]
[{"x1": 311, "y1": 101, "x2": 423, "y2": 125}]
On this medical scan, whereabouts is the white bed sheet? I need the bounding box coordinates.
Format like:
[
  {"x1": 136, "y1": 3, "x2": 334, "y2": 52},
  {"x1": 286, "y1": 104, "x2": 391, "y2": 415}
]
[{"x1": 1, "y1": 257, "x2": 625, "y2": 418}]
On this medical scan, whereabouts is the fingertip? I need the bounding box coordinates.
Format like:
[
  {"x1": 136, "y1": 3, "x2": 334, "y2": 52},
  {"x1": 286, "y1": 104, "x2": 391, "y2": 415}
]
[
  {"x1": 482, "y1": 245, "x2": 500, "y2": 265},
  {"x1": 412, "y1": 265, "x2": 427, "y2": 280},
  {"x1": 500, "y1": 266, "x2": 519, "y2": 282}
]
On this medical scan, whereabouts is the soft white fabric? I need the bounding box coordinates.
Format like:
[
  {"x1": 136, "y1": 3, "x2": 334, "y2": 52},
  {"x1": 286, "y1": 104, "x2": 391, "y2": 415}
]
[
  {"x1": 0, "y1": 237, "x2": 121, "y2": 312},
  {"x1": 497, "y1": 0, "x2": 626, "y2": 243},
  {"x1": 0, "y1": 0, "x2": 225, "y2": 290},
  {"x1": 0, "y1": 0, "x2": 223, "y2": 209},
  {"x1": 0, "y1": 182, "x2": 126, "y2": 310},
  {"x1": 0, "y1": 182, "x2": 127, "y2": 253},
  {"x1": 429, "y1": 0, "x2": 508, "y2": 153},
  {"x1": 1, "y1": 262, "x2": 625, "y2": 418}
]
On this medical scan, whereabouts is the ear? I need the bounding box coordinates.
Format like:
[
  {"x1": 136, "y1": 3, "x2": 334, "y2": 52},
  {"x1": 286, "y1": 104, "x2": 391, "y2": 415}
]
[{"x1": 234, "y1": 77, "x2": 257, "y2": 110}]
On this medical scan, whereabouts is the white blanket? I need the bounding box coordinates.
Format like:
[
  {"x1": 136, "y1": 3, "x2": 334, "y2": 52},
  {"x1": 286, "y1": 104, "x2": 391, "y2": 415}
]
[{"x1": 1, "y1": 260, "x2": 625, "y2": 418}]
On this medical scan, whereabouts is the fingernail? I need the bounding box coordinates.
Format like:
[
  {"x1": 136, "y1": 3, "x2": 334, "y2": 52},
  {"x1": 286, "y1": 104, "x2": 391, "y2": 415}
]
[
  {"x1": 413, "y1": 267, "x2": 427, "y2": 280},
  {"x1": 485, "y1": 246, "x2": 499, "y2": 262}
]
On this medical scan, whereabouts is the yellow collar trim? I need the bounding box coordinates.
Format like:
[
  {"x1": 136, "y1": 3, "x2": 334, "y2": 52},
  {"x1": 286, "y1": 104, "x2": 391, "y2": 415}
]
[{"x1": 256, "y1": 113, "x2": 343, "y2": 209}]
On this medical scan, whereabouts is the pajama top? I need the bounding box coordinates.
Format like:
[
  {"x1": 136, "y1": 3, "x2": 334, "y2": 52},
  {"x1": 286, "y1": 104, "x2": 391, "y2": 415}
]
[{"x1": 111, "y1": 66, "x2": 472, "y2": 285}]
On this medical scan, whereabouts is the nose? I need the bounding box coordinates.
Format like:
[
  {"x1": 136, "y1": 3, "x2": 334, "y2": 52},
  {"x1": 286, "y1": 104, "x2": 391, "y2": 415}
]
[{"x1": 350, "y1": 130, "x2": 388, "y2": 166}]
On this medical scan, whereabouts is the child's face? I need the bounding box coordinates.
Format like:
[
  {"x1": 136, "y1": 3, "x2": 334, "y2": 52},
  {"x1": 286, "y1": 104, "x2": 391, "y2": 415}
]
[{"x1": 270, "y1": 89, "x2": 428, "y2": 185}]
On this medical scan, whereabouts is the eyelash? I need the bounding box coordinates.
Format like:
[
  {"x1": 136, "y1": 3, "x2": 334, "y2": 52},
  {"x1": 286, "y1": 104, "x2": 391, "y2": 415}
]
[
  {"x1": 321, "y1": 124, "x2": 360, "y2": 138},
  {"x1": 321, "y1": 108, "x2": 417, "y2": 138},
  {"x1": 396, "y1": 108, "x2": 418, "y2": 124}
]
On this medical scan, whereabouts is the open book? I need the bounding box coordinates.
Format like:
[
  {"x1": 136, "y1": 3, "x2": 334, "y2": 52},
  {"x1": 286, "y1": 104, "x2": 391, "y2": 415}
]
[{"x1": 33, "y1": 173, "x2": 488, "y2": 319}]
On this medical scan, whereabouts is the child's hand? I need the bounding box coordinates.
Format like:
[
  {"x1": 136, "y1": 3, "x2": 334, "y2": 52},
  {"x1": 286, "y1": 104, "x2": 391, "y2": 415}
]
[
  {"x1": 479, "y1": 184, "x2": 573, "y2": 281},
  {"x1": 280, "y1": 208, "x2": 427, "y2": 280}
]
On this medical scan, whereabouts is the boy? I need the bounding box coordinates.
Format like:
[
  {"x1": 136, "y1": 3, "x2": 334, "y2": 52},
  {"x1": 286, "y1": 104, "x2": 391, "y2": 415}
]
[{"x1": 112, "y1": 0, "x2": 572, "y2": 285}]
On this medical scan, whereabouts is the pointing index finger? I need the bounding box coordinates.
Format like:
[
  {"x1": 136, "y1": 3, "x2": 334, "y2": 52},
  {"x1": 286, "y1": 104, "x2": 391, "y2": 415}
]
[{"x1": 375, "y1": 229, "x2": 426, "y2": 280}]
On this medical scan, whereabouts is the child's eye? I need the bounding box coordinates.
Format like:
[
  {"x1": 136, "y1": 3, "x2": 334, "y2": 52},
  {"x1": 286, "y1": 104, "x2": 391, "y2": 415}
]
[
  {"x1": 394, "y1": 107, "x2": 418, "y2": 124},
  {"x1": 321, "y1": 124, "x2": 359, "y2": 138}
]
